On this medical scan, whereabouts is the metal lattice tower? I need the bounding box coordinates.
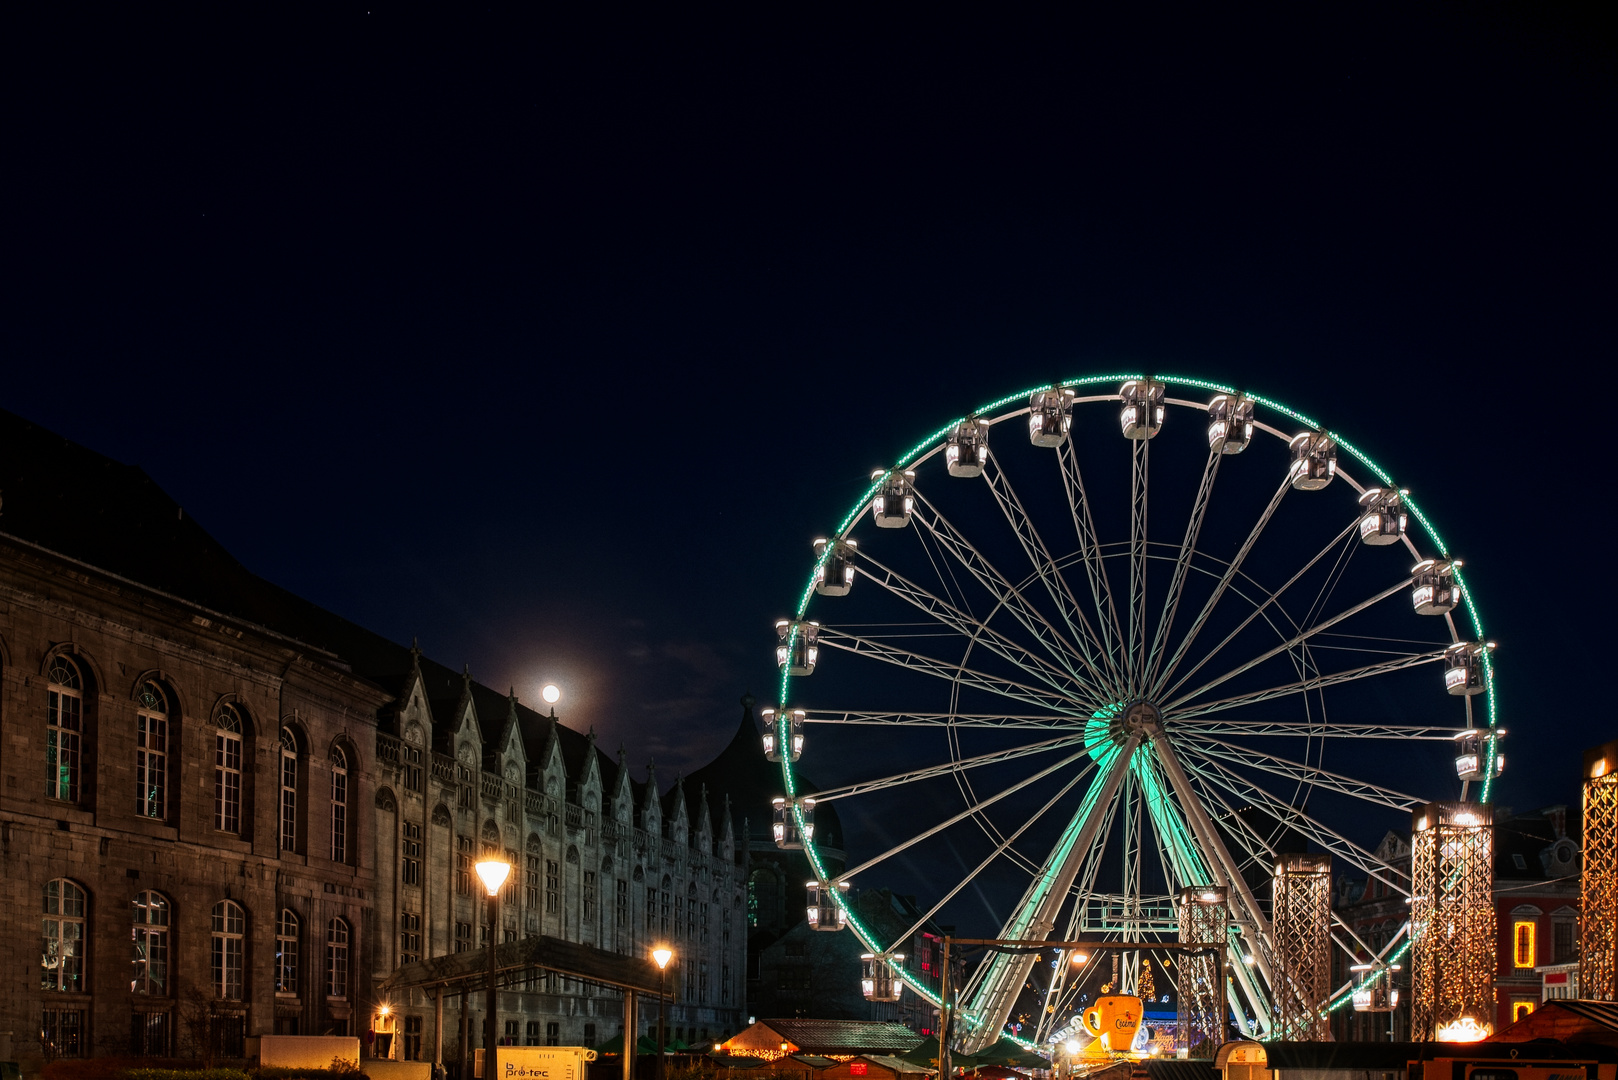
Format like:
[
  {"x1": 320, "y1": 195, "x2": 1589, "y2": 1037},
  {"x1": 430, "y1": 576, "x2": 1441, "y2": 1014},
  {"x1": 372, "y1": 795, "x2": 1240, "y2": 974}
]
[
  {"x1": 1582, "y1": 741, "x2": 1618, "y2": 1002},
  {"x1": 1410, "y1": 802, "x2": 1495, "y2": 1041},
  {"x1": 1178, "y1": 886, "x2": 1228, "y2": 1058},
  {"x1": 1272, "y1": 854, "x2": 1333, "y2": 1040}
]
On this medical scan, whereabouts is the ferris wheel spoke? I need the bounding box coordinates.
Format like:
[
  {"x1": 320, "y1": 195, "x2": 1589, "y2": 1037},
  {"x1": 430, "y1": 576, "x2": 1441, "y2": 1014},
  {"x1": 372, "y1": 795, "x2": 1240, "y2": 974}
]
[
  {"x1": 957, "y1": 737, "x2": 1142, "y2": 1051},
  {"x1": 911, "y1": 496, "x2": 1108, "y2": 691},
  {"x1": 879, "y1": 759, "x2": 1099, "y2": 957},
  {"x1": 1172, "y1": 718, "x2": 1460, "y2": 740},
  {"x1": 816, "y1": 628, "x2": 1090, "y2": 715},
  {"x1": 1126, "y1": 439, "x2": 1156, "y2": 696},
  {"x1": 1056, "y1": 438, "x2": 1128, "y2": 677},
  {"x1": 839, "y1": 748, "x2": 1098, "y2": 880},
  {"x1": 1148, "y1": 475, "x2": 1292, "y2": 699},
  {"x1": 1165, "y1": 570, "x2": 1415, "y2": 716},
  {"x1": 1157, "y1": 517, "x2": 1358, "y2": 702},
  {"x1": 1145, "y1": 450, "x2": 1222, "y2": 691},
  {"x1": 802, "y1": 710, "x2": 1082, "y2": 730},
  {"x1": 855, "y1": 552, "x2": 1100, "y2": 701},
  {"x1": 1174, "y1": 733, "x2": 1427, "y2": 810},
  {"x1": 1177, "y1": 752, "x2": 1410, "y2": 895},
  {"x1": 980, "y1": 459, "x2": 1119, "y2": 689},
  {"x1": 1165, "y1": 647, "x2": 1447, "y2": 721},
  {"x1": 1145, "y1": 732, "x2": 1276, "y2": 982},
  {"x1": 810, "y1": 732, "x2": 1090, "y2": 803}
]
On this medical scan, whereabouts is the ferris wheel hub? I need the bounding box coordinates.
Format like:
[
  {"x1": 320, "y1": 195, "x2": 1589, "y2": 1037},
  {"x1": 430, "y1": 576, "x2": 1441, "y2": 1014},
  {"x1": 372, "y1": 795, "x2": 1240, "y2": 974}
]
[{"x1": 1117, "y1": 701, "x2": 1164, "y2": 738}]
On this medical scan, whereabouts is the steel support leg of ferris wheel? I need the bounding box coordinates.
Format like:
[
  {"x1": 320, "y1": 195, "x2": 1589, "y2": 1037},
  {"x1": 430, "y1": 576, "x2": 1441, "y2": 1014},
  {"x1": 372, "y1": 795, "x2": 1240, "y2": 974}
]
[
  {"x1": 1148, "y1": 730, "x2": 1279, "y2": 1036},
  {"x1": 955, "y1": 736, "x2": 1142, "y2": 1054}
]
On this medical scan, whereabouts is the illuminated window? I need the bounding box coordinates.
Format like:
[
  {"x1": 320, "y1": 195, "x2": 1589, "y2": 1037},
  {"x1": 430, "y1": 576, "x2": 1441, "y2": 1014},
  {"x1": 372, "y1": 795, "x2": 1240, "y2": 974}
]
[
  {"x1": 329, "y1": 747, "x2": 349, "y2": 863},
  {"x1": 136, "y1": 682, "x2": 169, "y2": 819},
  {"x1": 212, "y1": 900, "x2": 245, "y2": 999},
  {"x1": 131, "y1": 890, "x2": 170, "y2": 994},
  {"x1": 43, "y1": 879, "x2": 87, "y2": 992},
  {"x1": 279, "y1": 728, "x2": 299, "y2": 852},
  {"x1": 1513, "y1": 920, "x2": 1536, "y2": 968},
  {"x1": 215, "y1": 706, "x2": 244, "y2": 833},
  {"x1": 1512, "y1": 999, "x2": 1536, "y2": 1022},
  {"x1": 47, "y1": 658, "x2": 84, "y2": 802}
]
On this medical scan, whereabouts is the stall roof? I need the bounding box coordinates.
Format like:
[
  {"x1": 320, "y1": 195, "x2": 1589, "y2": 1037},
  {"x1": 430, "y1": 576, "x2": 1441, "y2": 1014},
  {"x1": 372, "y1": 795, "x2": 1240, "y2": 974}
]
[{"x1": 378, "y1": 933, "x2": 661, "y2": 996}]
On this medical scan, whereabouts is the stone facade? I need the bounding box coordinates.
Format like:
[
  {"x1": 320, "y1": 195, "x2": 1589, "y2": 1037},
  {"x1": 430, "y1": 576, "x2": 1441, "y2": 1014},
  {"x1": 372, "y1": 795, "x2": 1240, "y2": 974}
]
[
  {"x1": 368, "y1": 655, "x2": 748, "y2": 1062},
  {"x1": 0, "y1": 408, "x2": 748, "y2": 1069},
  {"x1": 0, "y1": 535, "x2": 388, "y2": 1067}
]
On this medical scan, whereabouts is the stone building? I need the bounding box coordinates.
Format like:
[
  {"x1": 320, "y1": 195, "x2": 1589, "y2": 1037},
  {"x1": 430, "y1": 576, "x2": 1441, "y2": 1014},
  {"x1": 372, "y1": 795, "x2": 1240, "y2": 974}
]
[{"x1": 0, "y1": 408, "x2": 747, "y2": 1068}]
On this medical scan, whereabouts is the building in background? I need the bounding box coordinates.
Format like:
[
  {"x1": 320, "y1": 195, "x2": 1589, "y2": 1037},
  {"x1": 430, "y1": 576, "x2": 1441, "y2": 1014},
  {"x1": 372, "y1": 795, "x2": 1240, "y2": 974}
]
[
  {"x1": 1490, "y1": 805, "x2": 1581, "y2": 1030},
  {"x1": 0, "y1": 409, "x2": 746, "y2": 1069}
]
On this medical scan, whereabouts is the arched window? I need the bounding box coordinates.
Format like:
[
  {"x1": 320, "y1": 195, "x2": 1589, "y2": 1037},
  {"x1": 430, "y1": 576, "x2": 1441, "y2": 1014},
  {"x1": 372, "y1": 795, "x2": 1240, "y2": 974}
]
[
  {"x1": 279, "y1": 728, "x2": 299, "y2": 852},
  {"x1": 214, "y1": 705, "x2": 244, "y2": 833},
  {"x1": 211, "y1": 900, "x2": 245, "y2": 999},
  {"x1": 325, "y1": 918, "x2": 349, "y2": 999},
  {"x1": 131, "y1": 890, "x2": 170, "y2": 994},
  {"x1": 43, "y1": 879, "x2": 87, "y2": 992},
  {"x1": 330, "y1": 746, "x2": 349, "y2": 863},
  {"x1": 47, "y1": 657, "x2": 84, "y2": 802},
  {"x1": 276, "y1": 909, "x2": 300, "y2": 995},
  {"x1": 136, "y1": 682, "x2": 169, "y2": 819}
]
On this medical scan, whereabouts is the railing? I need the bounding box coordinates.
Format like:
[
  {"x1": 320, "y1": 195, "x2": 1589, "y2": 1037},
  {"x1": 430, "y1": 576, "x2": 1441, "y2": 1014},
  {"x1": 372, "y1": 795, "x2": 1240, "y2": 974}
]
[
  {"x1": 481, "y1": 774, "x2": 505, "y2": 801},
  {"x1": 525, "y1": 791, "x2": 545, "y2": 818},
  {"x1": 431, "y1": 753, "x2": 456, "y2": 784},
  {"x1": 376, "y1": 732, "x2": 401, "y2": 765}
]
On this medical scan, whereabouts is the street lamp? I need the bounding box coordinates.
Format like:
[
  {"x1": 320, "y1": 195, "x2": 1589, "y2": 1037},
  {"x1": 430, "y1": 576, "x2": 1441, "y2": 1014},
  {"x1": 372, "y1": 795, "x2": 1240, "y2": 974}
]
[
  {"x1": 651, "y1": 946, "x2": 673, "y2": 1080},
  {"x1": 476, "y1": 859, "x2": 512, "y2": 1077}
]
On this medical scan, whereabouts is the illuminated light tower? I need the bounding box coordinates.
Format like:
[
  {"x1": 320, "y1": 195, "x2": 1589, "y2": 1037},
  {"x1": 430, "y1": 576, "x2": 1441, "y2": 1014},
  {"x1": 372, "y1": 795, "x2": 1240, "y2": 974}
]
[
  {"x1": 1272, "y1": 855, "x2": 1332, "y2": 1041},
  {"x1": 1581, "y1": 740, "x2": 1618, "y2": 1002},
  {"x1": 1410, "y1": 802, "x2": 1495, "y2": 1041},
  {"x1": 1177, "y1": 886, "x2": 1228, "y2": 1058}
]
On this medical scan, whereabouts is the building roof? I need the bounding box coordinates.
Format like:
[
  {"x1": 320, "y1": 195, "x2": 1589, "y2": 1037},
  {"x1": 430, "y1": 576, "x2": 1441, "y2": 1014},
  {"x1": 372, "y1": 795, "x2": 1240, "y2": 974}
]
[{"x1": 744, "y1": 1019, "x2": 923, "y2": 1055}]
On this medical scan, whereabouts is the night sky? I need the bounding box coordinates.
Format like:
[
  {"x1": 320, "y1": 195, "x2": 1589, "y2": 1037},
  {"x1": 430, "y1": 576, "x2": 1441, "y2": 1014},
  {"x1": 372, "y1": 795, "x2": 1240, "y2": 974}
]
[{"x1": 4, "y1": 6, "x2": 1614, "y2": 840}]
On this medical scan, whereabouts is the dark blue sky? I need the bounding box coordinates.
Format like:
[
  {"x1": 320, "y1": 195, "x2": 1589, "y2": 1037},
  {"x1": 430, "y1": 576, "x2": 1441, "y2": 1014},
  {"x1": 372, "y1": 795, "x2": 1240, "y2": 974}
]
[{"x1": 3, "y1": 5, "x2": 1613, "y2": 821}]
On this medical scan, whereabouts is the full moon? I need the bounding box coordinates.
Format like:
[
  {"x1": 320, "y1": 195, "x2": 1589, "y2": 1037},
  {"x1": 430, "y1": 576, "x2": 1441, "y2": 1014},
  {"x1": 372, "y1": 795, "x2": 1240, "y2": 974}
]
[{"x1": 540, "y1": 683, "x2": 561, "y2": 705}]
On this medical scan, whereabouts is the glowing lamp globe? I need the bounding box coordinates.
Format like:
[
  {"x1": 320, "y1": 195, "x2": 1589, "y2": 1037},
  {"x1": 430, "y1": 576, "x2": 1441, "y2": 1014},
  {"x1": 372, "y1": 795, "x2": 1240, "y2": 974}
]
[
  {"x1": 652, "y1": 946, "x2": 673, "y2": 970},
  {"x1": 474, "y1": 859, "x2": 511, "y2": 897},
  {"x1": 541, "y1": 684, "x2": 561, "y2": 705}
]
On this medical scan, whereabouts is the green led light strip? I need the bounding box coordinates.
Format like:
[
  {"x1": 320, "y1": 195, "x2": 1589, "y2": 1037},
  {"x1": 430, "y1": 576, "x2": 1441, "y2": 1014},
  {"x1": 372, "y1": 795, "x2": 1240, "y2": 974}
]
[{"x1": 772, "y1": 371, "x2": 1497, "y2": 1034}]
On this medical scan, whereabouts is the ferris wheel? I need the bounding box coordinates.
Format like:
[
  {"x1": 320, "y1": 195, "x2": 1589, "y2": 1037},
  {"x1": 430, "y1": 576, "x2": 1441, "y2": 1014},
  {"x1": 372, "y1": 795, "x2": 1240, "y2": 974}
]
[{"x1": 765, "y1": 373, "x2": 1502, "y2": 1050}]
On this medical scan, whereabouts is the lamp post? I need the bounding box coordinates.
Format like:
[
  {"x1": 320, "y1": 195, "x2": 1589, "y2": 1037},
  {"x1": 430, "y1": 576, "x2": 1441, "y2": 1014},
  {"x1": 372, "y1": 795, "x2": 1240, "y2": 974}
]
[
  {"x1": 651, "y1": 946, "x2": 673, "y2": 1080},
  {"x1": 475, "y1": 859, "x2": 512, "y2": 1078}
]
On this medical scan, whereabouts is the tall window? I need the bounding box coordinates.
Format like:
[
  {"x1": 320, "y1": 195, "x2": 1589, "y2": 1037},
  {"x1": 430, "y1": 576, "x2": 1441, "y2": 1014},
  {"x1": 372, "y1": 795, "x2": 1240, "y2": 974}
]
[
  {"x1": 276, "y1": 909, "x2": 300, "y2": 995},
  {"x1": 404, "y1": 1016, "x2": 423, "y2": 1060},
  {"x1": 504, "y1": 848, "x2": 520, "y2": 904},
  {"x1": 525, "y1": 853, "x2": 541, "y2": 909},
  {"x1": 1514, "y1": 920, "x2": 1536, "y2": 968},
  {"x1": 211, "y1": 900, "x2": 245, "y2": 999},
  {"x1": 584, "y1": 871, "x2": 597, "y2": 924},
  {"x1": 135, "y1": 682, "x2": 168, "y2": 819},
  {"x1": 42, "y1": 879, "x2": 86, "y2": 992},
  {"x1": 325, "y1": 918, "x2": 349, "y2": 998},
  {"x1": 330, "y1": 747, "x2": 349, "y2": 863},
  {"x1": 214, "y1": 705, "x2": 244, "y2": 833},
  {"x1": 400, "y1": 912, "x2": 422, "y2": 964},
  {"x1": 46, "y1": 657, "x2": 84, "y2": 802},
  {"x1": 545, "y1": 860, "x2": 560, "y2": 914},
  {"x1": 616, "y1": 880, "x2": 629, "y2": 930},
  {"x1": 279, "y1": 728, "x2": 298, "y2": 851},
  {"x1": 131, "y1": 891, "x2": 170, "y2": 994},
  {"x1": 402, "y1": 822, "x2": 422, "y2": 885},
  {"x1": 456, "y1": 836, "x2": 473, "y2": 896},
  {"x1": 455, "y1": 921, "x2": 471, "y2": 953}
]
